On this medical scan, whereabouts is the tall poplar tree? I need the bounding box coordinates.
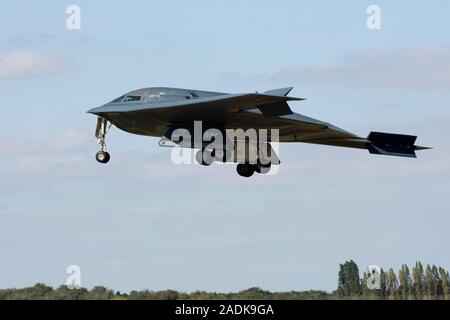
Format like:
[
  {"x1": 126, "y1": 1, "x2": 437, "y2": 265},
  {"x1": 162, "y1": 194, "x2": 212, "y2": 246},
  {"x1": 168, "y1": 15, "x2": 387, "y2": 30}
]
[
  {"x1": 412, "y1": 261, "x2": 425, "y2": 299},
  {"x1": 386, "y1": 268, "x2": 399, "y2": 299},
  {"x1": 399, "y1": 264, "x2": 412, "y2": 299},
  {"x1": 337, "y1": 260, "x2": 361, "y2": 297},
  {"x1": 438, "y1": 267, "x2": 450, "y2": 298},
  {"x1": 425, "y1": 264, "x2": 437, "y2": 297}
]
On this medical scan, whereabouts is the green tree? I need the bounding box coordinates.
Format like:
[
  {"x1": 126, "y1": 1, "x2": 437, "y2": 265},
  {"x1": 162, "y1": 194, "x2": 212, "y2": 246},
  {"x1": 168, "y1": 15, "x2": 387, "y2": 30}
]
[
  {"x1": 432, "y1": 265, "x2": 443, "y2": 296},
  {"x1": 86, "y1": 286, "x2": 114, "y2": 300},
  {"x1": 53, "y1": 285, "x2": 88, "y2": 300},
  {"x1": 337, "y1": 260, "x2": 361, "y2": 297},
  {"x1": 438, "y1": 267, "x2": 450, "y2": 298},
  {"x1": 361, "y1": 271, "x2": 370, "y2": 298},
  {"x1": 425, "y1": 264, "x2": 437, "y2": 298},
  {"x1": 26, "y1": 283, "x2": 53, "y2": 300},
  {"x1": 384, "y1": 269, "x2": 398, "y2": 299},
  {"x1": 235, "y1": 287, "x2": 272, "y2": 300},
  {"x1": 412, "y1": 261, "x2": 425, "y2": 299},
  {"x1": 361, "y1": 268, "x2": 386, "y2": 299},
  {"x1": 398, "y1": 264, "x2": 412, "y2": 299},
  {"x1": 379, "y1": 269, "x2": 387, "y2": 298}
]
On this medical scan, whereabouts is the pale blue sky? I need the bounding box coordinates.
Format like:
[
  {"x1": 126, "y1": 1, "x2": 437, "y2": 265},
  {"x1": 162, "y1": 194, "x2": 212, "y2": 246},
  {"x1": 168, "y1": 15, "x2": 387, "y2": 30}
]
[{"x1": 0, "y1": 1, "x2": 449, "y2": 292}]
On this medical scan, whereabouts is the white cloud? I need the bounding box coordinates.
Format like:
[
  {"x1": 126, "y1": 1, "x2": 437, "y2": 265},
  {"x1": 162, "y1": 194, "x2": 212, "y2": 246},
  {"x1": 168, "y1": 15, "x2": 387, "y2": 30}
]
[
  {"x1": 0, "y1": 130, "x2": 90, "y2": 156},
  {"x1": 257, "y1": 45, "x2": 450, "y2": 89},
  {"x1": 50, "y1": 129, "x2": 90, "y2": 151},
  {"x1": 16, "y1": 154, "x2": 87, "y2": 175},
  {"x1": 0, "y1": 50, "x2": 73, "y2": 78},
  {"x1": 0, "y1": 129, "x2": 91, "y2": 176}
]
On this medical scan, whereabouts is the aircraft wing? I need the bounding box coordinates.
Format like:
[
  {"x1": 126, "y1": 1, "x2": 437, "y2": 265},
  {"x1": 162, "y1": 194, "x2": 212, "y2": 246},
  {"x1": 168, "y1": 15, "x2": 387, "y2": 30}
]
[
  {"x1": 88, "y1": 87, "x2": 428, "y2": 158},
  {"x1": 233, "y1": 109, "x2": 428, "y2": 158}
]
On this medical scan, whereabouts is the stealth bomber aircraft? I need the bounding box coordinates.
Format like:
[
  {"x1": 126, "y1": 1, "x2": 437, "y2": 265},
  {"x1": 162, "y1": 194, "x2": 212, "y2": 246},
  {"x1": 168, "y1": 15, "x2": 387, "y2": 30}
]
[{"x1": 87, "y1": 87, "x2": 429, "y2": 177}]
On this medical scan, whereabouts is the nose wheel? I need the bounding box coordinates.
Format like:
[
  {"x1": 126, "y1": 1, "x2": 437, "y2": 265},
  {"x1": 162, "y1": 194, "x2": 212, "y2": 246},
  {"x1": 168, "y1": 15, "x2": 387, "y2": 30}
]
[
  {"x1": 95, "y1": 150, "x2": 110, "y2": 164},
  {"x1": 95, "y1": 117, "x2": 112, "y2": 164}
]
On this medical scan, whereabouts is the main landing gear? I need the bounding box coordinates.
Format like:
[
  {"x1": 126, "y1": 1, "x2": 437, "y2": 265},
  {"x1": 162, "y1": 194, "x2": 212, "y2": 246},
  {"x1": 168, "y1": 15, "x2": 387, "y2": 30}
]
[
  {"x1": 196, "y1": 147, "x2": 274, "y2": 178},
  {"x1": 195, "y1": 149, "x2": 214, "y2": 166},
  {"x1": 236, "y1": 162, "x2": 272, "y2": 178},
  {"x1": 236, "y1": 163, "x2": 256, "y2": 178},
  {"x1": 95, "y1": 117, "x2": 111, "y2": 164}
]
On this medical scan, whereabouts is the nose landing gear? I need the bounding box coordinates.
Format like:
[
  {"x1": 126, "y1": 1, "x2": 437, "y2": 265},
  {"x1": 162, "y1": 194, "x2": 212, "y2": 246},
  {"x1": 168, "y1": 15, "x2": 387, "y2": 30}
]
[{"x1": 95, "y1": 117, "x2": 111, "y2": 164}]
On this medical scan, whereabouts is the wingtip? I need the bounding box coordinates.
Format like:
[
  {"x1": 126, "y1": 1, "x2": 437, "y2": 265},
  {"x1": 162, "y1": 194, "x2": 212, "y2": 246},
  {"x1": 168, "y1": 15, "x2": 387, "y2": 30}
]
[
  {"x1": 264, "y1": 87, "x2": 294, "y2": 97},
  {"x1": 415, "y1": 145, "x2": 432, "y2": 151},
  {"x1": 287, "y1": 97, "x2": 306, "y2": 101}
]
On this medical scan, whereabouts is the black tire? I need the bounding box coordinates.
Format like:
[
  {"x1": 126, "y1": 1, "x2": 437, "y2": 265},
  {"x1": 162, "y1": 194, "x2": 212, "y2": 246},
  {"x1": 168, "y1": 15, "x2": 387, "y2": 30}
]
[
  {"x1": 255, "y1": 164, "x2": 271, "y2": 174},
  {"x1": 196, "y1": 150, "x2": 213, "y2": 166},
  {"x1": 95, "y1": 151, "x2": 110, "y2": 164},
  {"x1": 236, "y1": 164, "x2": 255, "y2": 178},
  {"x1": 255, "y1": 158, "x2": 272, "y2": 174}
]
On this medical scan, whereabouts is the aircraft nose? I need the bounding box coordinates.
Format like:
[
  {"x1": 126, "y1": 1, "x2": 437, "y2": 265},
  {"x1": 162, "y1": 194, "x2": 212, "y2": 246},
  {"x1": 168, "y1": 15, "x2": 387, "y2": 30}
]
[{"x1": 86, "y1": 106, "x2": 104, "y2": 115}]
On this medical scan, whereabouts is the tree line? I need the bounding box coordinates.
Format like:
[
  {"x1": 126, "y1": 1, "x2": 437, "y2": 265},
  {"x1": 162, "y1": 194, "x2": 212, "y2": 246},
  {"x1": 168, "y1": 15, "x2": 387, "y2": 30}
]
[
  {"x1": 337, "y1": 260, "x2": 450, "y2": 299},
  {"x1": 0, "y1": 261, "x2": 448, "y2": 299},
  {"x1": 0, "y1": 285, "x2": 328, "y2": 300}
]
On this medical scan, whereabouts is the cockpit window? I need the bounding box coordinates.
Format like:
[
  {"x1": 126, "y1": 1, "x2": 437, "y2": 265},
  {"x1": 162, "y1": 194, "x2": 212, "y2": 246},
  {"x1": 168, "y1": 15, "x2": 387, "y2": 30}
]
[
  {"x1": 111, "y1": 95, "x2": 125, "y2": 103},
  {"x1": 144, "y1": 90, "x2": 197, "y2": 103},
  {"x1": 123, "y1": 95, "x2": 142, "y2": 103}
]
